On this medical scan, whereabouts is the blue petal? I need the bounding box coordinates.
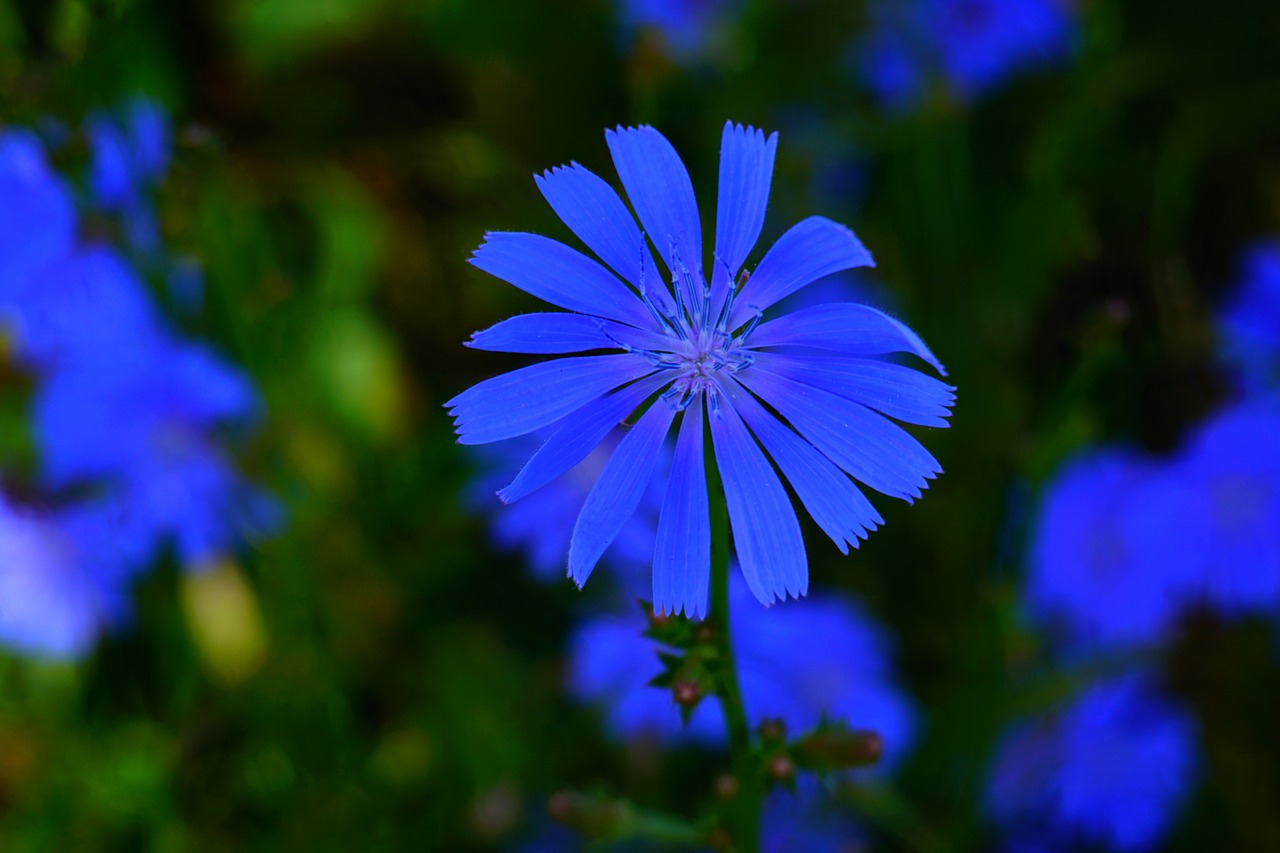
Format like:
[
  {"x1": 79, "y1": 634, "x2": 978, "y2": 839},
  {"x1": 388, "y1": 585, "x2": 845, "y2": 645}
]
[
  {"x1": 752, "y1": 353, "x2": 955, "y2": 427},
  {"x1": 731, "y1": 217, "x2": 874, "y2": 326},
  {"x1": 605, "y1": 125, "x2": 703, "y2": 282},
  {"x1": 710, "y1": 122, "x2": 777, "y2": 311},
  {"x1": 721, "y1": 377, "x2": 882, "y2": 554},
  {"x1": 447, "y1": 354, "x2": 654, "y2": 445},
  {"x1": 740, "y1": 370, "x2": 941, "y2": 502},
  {"x1": 568, "y1": 401, "x2": 677, "y2": 586},
  {"x1": 466, "y1": 312, "x2": 669, "y2": 354},
  {"x1": 709, "y1": 399, "x2": 807, "y2": 606},
  {"x1": 469, "y1": 232, "x2": 654, "y2": 329},
  {"x1": 749, "y1": 302, "x2": 948, "y2": 376},
  {"x1": 85, "y1": 117, "x2": 134, "y2": 209},
  {"x1": 498, "y1": 372, "x2": 671, "y2": 503},
  {"x1": 653, "y1": 401, "x2": 710, "y2": 618},
  {"x1": 0, "y1": 131, "x2": 76, "y2": 299},
  {"x1": 534, "y1": 163, "x2": 661, "y2": 293},
  {"x1": 124, "y1": 97, "x2": 171, "y2": 182}
]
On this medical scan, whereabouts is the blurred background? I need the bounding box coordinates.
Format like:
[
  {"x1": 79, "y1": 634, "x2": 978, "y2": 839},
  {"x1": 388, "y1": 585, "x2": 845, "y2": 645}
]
[{"x1": 2, "y1": 0, "x2": 1280, "y2": 850}]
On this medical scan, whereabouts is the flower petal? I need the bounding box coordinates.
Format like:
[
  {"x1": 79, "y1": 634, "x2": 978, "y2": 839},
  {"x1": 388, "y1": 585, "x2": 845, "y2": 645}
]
[
  {"x1": 534, "y1": 163, "x2": 660, "y2": 291},
  {"x1": 752, "y1": 352, "x2": 955, "y2": 427},
  {"x1": 568, "y1": 401, "x2": 677, "y2": 587},
  {"x1": 467, "y1": 313, "x2": 669, "y2": 354},
  {"x1": 653, "y1": 401, "x2": 710, "y2": 619},
  {"x1": 498, "y1": 372, "x2": 670, "y2": 503},
  {"x1": 469, "y1": 232, "x2": 654, "y2": 329},
  {"x1": 710, "y1": 122, "x2": 777, "y2": 311},
  {"x1": 720, "y1": 377, "x2": 882, "y2": 554},
  {"x1": 605, "y1": 126, "x2": 703, "y2": 283},
  {"x1": 749, "y1": 302, "x2": 948, "y2": 376},
  {"x1": 709, "y1": 399, "x2": 807, "y2": 606},
  {"x1": 447, "y1": 354, "x2": 654, "y2": 445},
  {"x1": 731, "y1": 217, "x2": 874, "y2": 327},
  {"x1": 739, "y1": 369, "x2": 942, "y2": 502}
]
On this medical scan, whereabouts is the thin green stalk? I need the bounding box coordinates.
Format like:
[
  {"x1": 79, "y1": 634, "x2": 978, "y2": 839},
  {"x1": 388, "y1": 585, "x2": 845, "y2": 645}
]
[{"x1": 708, "y1": 456, "x2": 760, "y2": 853}]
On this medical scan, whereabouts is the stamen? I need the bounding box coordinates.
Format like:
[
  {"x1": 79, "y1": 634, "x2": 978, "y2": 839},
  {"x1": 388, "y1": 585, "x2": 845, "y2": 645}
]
[
  {"x1": 714, "y1": 272, "x2": 738, "y2": 334},
  {"x1": 667, "y1": 241, "x2": 692, "y2": 337},
  {"x1": 636, "y1": 237, "x2": 681, "y2": 338},
  {"x1": 660, "y1": 382, "x2": 695, "y2": 412},
  {"x1": 708, "y1": 251, "x2": 736, "y2": 332},
  {"x1": 732, "y1": 304, "x2": 764, "y2": 346},
  {"x1": 706, "y1": 384, "x2": 723, "y2": 419},
  {"x1": 647, "y1": 353, "x2": 684, "y2": 370},
  {"x1": 670, "y1": 242, "x2": 702, "y2": 326},
  {"x1": 596, "y1": 319, "x2": 639, "y2": 354}
]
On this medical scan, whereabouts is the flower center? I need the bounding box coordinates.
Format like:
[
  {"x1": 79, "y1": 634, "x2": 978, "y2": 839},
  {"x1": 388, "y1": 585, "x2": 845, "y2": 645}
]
[{"x1": 612, "y1": 249, "x2": 763, "y2": 412}]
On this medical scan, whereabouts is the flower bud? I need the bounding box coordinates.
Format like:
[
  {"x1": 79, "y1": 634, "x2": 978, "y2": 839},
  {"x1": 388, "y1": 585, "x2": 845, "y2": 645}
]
[
  {"x1": 794, "y1": 728, "x2": 883, "y2": 770},
  {"x1": 766, "y1": 752, "x2": 796, "y2": 783},
  {"x1": 548, "y1": 790, "x2": 634, "y2": 839},
  {"x1": 673, "y1": 679, "x2": 702, "y2": 707},
  {"x1": 758, "y1": 718, "x2": 786, "y2": 743}
]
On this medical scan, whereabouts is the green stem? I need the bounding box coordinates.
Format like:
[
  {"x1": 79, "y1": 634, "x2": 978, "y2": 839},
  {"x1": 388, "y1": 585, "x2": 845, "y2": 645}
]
[{"x1": 708, "y1": 457, "x2": 760, "y2": 853}]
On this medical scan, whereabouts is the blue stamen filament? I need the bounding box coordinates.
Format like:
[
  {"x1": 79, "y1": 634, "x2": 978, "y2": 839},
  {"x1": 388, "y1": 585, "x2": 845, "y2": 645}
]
[{"x1": 616, "y1": 246, "x2": 759, "y2": 414}]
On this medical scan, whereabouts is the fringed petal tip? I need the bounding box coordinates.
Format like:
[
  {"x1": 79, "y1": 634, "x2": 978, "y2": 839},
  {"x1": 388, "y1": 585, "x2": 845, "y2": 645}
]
[
  {"x1": 607, "y1": 124, "x2": 656, "y2": 138},
  {"x1": 752, "y1": 584, "x2": 809, "y2": 609},
  {"x1": 535, "y1": 161, "x2": 581, "y2": 182},
  {"x1": 722, "y1": 119, "x2": 773, "y2": 143},
  {"x1": 653, "y1": 600, "x2": 708, "y2": 622}
]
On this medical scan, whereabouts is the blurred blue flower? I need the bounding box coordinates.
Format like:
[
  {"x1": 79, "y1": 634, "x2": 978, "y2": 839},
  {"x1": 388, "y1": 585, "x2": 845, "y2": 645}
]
[
  {"x1": 0, "y1": 130, "x2": 76, "y2": 301},
  {"x1": 761, "y1": 779, "x2": 864, "y2": 853},
  {"x1": 1163, "y1": 395, "x2": 1280, "y2": 615},
  {"x1": 35, "y1": 335, "x2": 273, "y2": 565},
  {"x1": 567, "y1": 578, "x2": 916, "y2": 770},
  {"x1": 987, "y1": 672, "x2": 1198, "y2": 852},
  {"x1": 1025, "y1": 449, "x2": 1203, "y2": 649},
  {"x1": 85, "y1": 97, "x2": 172, "y2": 253},
  {"x1": 617, "y1": 0, "x2": 740, "y2": 61},
  {"x1": 468, "y1": 430, "x2": 662, "y2": 594},
  {"x1": 0, "y1": 497, "x2": 134, "y2": 661},
  {"x1": 1218, "y1": 239, "x2": 1280, "y2": 394},
  {"x1": 0, "y1": 104, "x2": 273, "y2": 662},
  {"x1": 858, "y1": 0, "x2": 1076, "y2": 110},
  {"x1": 86, "y1": 97, "x2": 171, "y2": 211},
  {"x1": 4, "y1": 245, "x2": 160, "y2": 369},
  {"x1": 451, "y1": 121, "x2": 953, "y2": 616}
]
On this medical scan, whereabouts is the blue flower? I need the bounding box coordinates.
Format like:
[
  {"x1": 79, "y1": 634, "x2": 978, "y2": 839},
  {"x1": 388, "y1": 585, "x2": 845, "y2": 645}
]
[
  {"x1": 34, "y1": 335, "x2": 273, "y2": 566},
  {"x1": 0, "y1": 497, "x2": 135, "y2": 661},
  {"x1": 567, "y1": 577, "x2": 916, "y2": 769},
  {"x1": 617, "y1": 0, "x2": 740, "y2": 61},
  {"x1": 1218, "y1": 239, "x2": 1280, "y2": 394},
  {"x1": 761, "y1": 779, "x2": 865, "y2": 853},
  {"x1": 468, "y1": 430, "x2": 664, "y2": 593},
  {"x1": 451, "y1": 121, "x2": 953, "y2": 615},
  {"x1": 0, "y1": 130, "x2": 76, "y2": 302},
  {"x1": 1163, "y1": 395, "x2": 1280, "y2": 615},
  {"x1": 858, "y1": 0, "x2": 1076, "y2": 110},
  {"x1": 85, "y1": 97, "x2": 172, "y2": 254},
  {"x1": 4, "y1": 245, "x2": 161, "y2": 369},
  {"x1": 1025, "y1": 449, "x2": 1203, "y2": 650},
  {"x1": 86, "y1": 97, "x2": 171, "y2": 211},
  {"x1": 987, "y1": 672, "x2": 1198, "y2": 852}
]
